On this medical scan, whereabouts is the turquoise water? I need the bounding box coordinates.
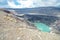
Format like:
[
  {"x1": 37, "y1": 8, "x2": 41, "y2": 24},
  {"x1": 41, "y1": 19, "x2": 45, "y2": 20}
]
[{"x1": 34, "y1": 22, "x2": 51, "y2": 32}]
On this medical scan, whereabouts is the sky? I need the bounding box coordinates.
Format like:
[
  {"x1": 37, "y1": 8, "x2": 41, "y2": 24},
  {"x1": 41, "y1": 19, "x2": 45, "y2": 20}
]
[{"x1": 0, "y1": 0, "x2": 60, "y2": 8}]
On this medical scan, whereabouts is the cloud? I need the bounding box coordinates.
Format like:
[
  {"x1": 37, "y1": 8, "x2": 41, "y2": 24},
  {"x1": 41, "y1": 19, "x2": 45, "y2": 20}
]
[
  {"x1": 8, "y1": 0, "x2": 34, "y2": 8},
  {"x1": 33, "y1": 0, "x2": 58, "y2": 7},
  {"x1": 7, "y1": 0, "x2": 60, "y2": 8}
]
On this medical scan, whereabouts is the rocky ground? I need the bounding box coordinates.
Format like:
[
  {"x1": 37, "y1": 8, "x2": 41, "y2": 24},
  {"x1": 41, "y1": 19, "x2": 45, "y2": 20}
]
[{"x1": 0, "y1": 10, "x2": 60, "y2": 40}]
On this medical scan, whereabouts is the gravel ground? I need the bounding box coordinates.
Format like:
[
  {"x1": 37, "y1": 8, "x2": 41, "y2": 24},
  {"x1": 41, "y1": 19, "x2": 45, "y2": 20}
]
[{"x1": 0, "y1": 10, "x2": 60, "y2": 40}]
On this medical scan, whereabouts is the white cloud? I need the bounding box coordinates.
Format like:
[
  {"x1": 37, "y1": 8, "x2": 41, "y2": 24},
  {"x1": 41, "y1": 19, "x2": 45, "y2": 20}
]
[
  {"x1": 33, "y1": 0, "x2": 57, "y2": 6},
  {"x1": 8, "y1": 0, "x2": 34, "y2": 8},
  {"x1": 7, "y1": 0, "x2": 60, "y2": 8}
]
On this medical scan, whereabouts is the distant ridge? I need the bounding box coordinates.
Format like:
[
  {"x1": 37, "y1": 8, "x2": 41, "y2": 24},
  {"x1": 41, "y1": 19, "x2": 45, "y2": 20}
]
[{"x1": 5, "y1": 7, "x2": 60, "y2": 16}]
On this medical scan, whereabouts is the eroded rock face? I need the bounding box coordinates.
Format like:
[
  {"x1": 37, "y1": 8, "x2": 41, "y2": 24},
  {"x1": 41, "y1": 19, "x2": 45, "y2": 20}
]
[
  {"x1": 0, "y1": 11, "x2": 60, "y2": 40},
  {"x1": 51, "y1": 20, "x2": 60, "y2": 34}
]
